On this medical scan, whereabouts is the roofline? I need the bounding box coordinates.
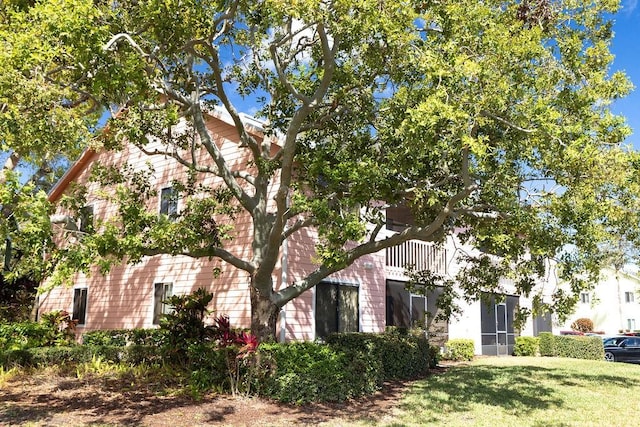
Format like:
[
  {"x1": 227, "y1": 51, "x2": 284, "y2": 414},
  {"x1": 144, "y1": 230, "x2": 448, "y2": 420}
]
[
  {"x1": 47, "y1": 107, "x2": 268, "y2": 203},
  {"x1": 47, "y1": 148, "x2": 96, "y2": 203}
]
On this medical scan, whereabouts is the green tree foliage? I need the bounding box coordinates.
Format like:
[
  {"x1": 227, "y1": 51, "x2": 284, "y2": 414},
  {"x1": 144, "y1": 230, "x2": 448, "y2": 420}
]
[{"x1": 4, "y1": 0, "x2": 640, "y2": 340}]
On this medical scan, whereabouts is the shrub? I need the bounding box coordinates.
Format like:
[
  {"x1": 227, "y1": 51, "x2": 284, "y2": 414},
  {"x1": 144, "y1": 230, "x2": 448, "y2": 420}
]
[
  {"x1": 0, "y1": 321, "x2": 50, "y2": 350},
  {"x1": 444, "y1": 339, "x2": 474, "y2": 361},
  {"x1": 570, "y1": 318, "x2": 594, "y2": 333},
  {"x1": 326, "y1": 331, "x2": 430, "y2": 380},
  {"x1": 159, "y1": 288, "x2": 216, "y2": 363},
  {"x1": 39, "y1": 310, "x2": 77, "y2": 345},
  {"x1": 514, "y1": 336, "x2": 539, "y2": 356},
  {"x1": 537, "y1": 333, "x2": 603, "y2": 360},
  {"x1": 554, "y1": 335, "x2": 603, "y2": 360},
  {"x1": 186, "y1": 343, "x2": 229, "y2": 394},
  {"x1": 0, "y1": 344, "x2": 163, "y2": 368},
  {"x1": 0, "y1": 312, "x2": 78, "y2": 351},
  {"x1": 82, "y1": 329, "x2": 165, "y2": 347},
  {"x1": 427, "y1": 344, "x2": 441, "y2": 368},
  {"x1": 253, "y1": 332, "x2": 436, "y2": 404},
  {"x1": 538, "y1": 332, "x2": 555, "y2": 356},
  {"x1": 254, "y1": 341, "x2": 379, "y2": 404}
]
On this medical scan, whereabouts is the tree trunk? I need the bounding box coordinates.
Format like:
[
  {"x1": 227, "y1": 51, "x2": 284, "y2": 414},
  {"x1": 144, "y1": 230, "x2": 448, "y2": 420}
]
[{"x1": 250, "y1": 285, "x2": 280, "y2": 343}]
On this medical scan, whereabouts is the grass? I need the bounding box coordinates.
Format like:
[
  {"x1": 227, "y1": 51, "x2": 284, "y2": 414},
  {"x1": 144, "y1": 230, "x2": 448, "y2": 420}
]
[
  {"x1": 382, "y1": 357, "x2": 640, "y2": 427},
  {"x1": 3, "y1": 356, "x2": 639, "y2": 426}
]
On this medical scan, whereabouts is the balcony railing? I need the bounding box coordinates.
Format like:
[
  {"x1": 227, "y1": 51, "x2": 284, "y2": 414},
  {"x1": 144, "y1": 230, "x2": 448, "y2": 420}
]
[{"x1": 385, "y1": 240, "x2": 447, "y2": 278}]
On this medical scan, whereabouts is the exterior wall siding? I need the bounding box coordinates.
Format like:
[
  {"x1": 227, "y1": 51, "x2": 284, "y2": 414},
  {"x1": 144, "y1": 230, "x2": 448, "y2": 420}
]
[{"x1": 40, "y1": 115, "x2": 259, "y2": 332}]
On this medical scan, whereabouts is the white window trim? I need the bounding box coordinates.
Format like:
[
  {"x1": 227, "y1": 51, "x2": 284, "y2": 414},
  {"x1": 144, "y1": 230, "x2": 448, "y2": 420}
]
[
  {"x1": 71, "y1": 286, "x2": 89, "y2": 327},
  {"x1": 159, "y1": 186, "x2": 179, "y2": 218},
  {"x1": 151, "y1": 281, "x2": 174, "y2": 327}
]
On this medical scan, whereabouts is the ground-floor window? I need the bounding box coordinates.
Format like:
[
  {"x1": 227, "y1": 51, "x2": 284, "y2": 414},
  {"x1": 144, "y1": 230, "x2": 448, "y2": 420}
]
[
  {"x1": 72, "y1": 287, "x2": 88, "y2": 325},
  {"x1": 385, "y1": 280, "x2": 425, "y2": 328},
  {"x1": 315, "y1": 281, "x2": 359, "y2": 339},
  {"x1": 480, "y1": 293, "x2": 519, "y2": 356},
  {"x1": 153, "y1": 282, "x2": 173, "y2": 325},
  {"x1": 533, "y1": 309, "x2": 553, "y2": 336},
  {"x1": 385, "y1": 280, "x2": 449, "y2": 344}
]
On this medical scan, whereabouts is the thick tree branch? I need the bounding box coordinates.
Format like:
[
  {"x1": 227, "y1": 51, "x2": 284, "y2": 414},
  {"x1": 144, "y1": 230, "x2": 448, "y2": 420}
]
[
  {"x1": 190, "y1": 103, "x2": 255, "y2": 211},
  {"x1": 141, "y1": 245, "x2": 255, "y2": 274}
]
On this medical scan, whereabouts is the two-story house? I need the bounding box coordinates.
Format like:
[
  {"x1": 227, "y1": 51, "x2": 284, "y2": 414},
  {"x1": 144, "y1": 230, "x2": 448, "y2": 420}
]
[{"x1": 37, "y1": 108, "x2": 635, "y2": 355}]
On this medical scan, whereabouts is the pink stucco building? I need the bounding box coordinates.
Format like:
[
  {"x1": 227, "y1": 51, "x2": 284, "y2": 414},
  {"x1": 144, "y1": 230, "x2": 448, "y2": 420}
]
[
  {"x1": 42, "y1": 108, "x2": 630, "y2": 355},
  {"x1": 38, "y1": 109, "x2": 452, "y2": 343}
]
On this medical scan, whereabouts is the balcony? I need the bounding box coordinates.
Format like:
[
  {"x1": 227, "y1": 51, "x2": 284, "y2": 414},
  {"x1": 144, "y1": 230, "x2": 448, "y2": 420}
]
[{"x1": 385, "y1": 240, "x2": 447, "y2": 280}]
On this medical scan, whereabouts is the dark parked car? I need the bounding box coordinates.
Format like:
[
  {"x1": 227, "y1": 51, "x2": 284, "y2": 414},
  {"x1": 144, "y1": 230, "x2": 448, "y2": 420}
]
[
  {"x1": 603, "y1": 336, "x2": 629, "y2": 347},
  {"x1": 604, "y1": 336, "x2": 640, "y2": 362}
]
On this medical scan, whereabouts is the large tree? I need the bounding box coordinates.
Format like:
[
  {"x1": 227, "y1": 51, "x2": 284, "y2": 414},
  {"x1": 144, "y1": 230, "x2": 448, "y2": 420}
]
[
  {"x1": 0, "y1": 0, "x2": 107, "y2": 317},
  {"x1": 5, "y1": 0, "x2": 640, "y2": 339}
]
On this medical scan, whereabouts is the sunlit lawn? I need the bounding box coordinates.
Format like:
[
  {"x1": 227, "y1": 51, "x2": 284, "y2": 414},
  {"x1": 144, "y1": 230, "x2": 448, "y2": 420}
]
[{"x1": 380, "y1": 356, "x2": 640, "y2": 427}]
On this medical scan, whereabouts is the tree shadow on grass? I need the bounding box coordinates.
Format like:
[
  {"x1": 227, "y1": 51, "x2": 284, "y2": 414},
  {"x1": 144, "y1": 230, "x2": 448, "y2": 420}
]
[{"x1": 398, "y1": 361, "x2": 638, "y2": 425}]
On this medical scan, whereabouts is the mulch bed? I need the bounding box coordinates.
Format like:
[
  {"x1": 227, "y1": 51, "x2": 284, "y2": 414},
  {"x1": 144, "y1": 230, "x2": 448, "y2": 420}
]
[{"x1": 0, "y1": 369, "x2": 444, "y2": 426}]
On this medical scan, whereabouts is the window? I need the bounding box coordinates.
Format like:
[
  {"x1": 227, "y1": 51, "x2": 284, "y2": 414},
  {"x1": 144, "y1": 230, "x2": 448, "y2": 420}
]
[
  {"x1": 385, "y1": 280, "x2": 426, "y2": 328},
  {"x1": 580, "y1": 292, "x2": 590, "y2": 304},
  {"x1": 153, "y1": 282, "x2": 173, "y2": 325},
  {"x1": 79, "y1": 205, "x2": 94, "y2": 234},
  {"x1": 72, "y1": 288, "x2": 88, "y2": 326},
  {"x1": 625, "y1": 292, "x2": 635, "y2": 303},
  {"x1": 627, "y1": 318, "x2": 636, "y2": 331},
  {"x1": 385, "y1": 204, "x2": 414, "y2": 231},
  {"x1": 160, "y1": 187, "x2": 178, "y2": 219},
  {"x1": 315, "y1": 282, "x2": 359, "y2": 339}
]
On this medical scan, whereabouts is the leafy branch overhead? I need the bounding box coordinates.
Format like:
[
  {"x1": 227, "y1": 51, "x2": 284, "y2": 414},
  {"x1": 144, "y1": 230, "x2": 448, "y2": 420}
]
[{"x1": 3, "y1": 0, "x2": 640, "y2": 338}]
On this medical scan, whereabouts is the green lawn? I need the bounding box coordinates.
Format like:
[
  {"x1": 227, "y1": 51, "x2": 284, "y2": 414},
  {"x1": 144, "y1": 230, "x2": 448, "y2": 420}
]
[{"x1": 383, "y1": 357, "x2": 640, "y2": 427}]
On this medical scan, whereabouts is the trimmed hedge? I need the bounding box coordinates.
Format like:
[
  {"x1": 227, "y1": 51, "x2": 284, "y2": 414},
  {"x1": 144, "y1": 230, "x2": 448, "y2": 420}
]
[
  {"x1": 2, "y1": 328, "x2": 441, "y2": 404},
  {"x1": 444, "y1": 339, "x2": 475, "y2": 361},
  {"x1": 325, "y1": 331, "x2": 435, "y2": 379},
  {"x1": 254, "y1": 341, "x2": 380, "y2": 404},
  {"x1": 537, "y1": 332, "x2": 603, "y2": 360},
  {"x1": 252, "y1": 332, "x2": 437, "y2": 404},
  {"x1": 554, "y1": 335, "x2": 604, "y2": 360},
  {"x1": 82, "y1": 328, "x2": 166, "y2": 346},
  {"x1": 538, "y1": 332, "x2": 555, "y2": 356},
  {"x1": 514, "y1": 336, "x2": 539, "y2": 356},
  {"x1": 0, "y1": 344, "x2": 162, "y2": 367}
]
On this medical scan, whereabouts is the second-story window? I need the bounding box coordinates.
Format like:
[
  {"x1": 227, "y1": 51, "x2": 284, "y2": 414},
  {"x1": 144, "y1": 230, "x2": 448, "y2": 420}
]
[
  {"x1": 625, "y1": 292, "x2": 635, "y2": 303},
  {"x1": 580, "y1": 292, "x2": 590, "y2": 304},
  {"x1": 160, "y1": 187, "x2": 178, "y2": 220},
  {"x1": 79, "y1": 205, "x2": 94, "y2": 234},
  {"x1": 385, "y1": 205, "x2": 415, "y2": 232}
]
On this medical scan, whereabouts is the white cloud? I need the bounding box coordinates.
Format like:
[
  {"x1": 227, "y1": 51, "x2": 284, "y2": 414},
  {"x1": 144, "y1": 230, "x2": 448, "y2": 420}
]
[{"x1": 622, "y1": 0, "x2": 638, "y2": 16}]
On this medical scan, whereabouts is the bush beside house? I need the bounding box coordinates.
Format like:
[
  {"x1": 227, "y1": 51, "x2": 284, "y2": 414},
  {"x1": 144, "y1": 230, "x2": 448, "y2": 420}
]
[
  {"x1": 443, "y1": 339, "x2": 475, "y2": 361},
  {"x1": 514, "y1": 336, "x2": 539, "y2": 356},
  {"x1": 538, "y1": 332, "x2": 603, "y2": 360},
  {"x1": 1, "y1": 290, "x2": 440, "y2": 403}
]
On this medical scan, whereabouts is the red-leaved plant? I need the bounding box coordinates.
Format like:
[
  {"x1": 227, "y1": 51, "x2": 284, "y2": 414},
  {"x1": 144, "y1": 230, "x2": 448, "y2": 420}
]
[{"x1": 213, "y1": 315, "x2": 259, "y2": 395}]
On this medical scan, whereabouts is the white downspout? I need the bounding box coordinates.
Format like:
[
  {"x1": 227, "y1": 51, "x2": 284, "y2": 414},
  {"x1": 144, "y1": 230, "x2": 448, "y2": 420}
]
[
  {"x1": 279, "y1": 194, "x2": 290, "y2": 343},
  {"x1": 279, "y1": 234, "x2": 288, "y2": 343}
]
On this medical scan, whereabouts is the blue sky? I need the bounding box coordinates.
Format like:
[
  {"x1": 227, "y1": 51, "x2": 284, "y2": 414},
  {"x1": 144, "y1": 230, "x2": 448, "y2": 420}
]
[{"x1": 611, "y1": 0, "x2": 640, "y2": 149}]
